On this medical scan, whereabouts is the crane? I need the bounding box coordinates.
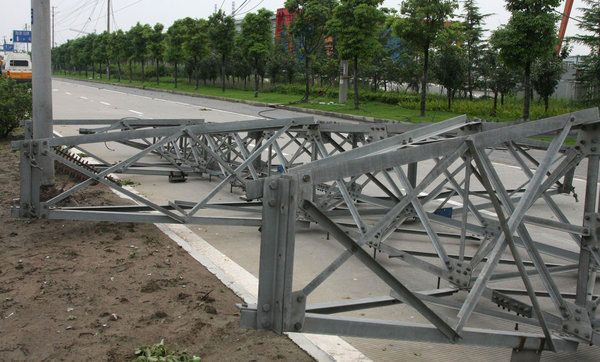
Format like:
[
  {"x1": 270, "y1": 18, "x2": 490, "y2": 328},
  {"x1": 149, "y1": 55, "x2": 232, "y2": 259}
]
[{"x1": 557, "y1": 0, "x2": 575, "y2": 55}]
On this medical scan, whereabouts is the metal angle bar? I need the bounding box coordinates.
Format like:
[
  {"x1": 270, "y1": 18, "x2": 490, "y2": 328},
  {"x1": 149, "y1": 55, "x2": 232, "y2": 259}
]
[
  {"x1": 185, "y1": 130, "x2": 245, "y2": 184},
  {"x1": 298, "y1": 109, "x2": 598, "y2": 184},
  {"x1": 394, "y1": 166, "x2": 450, "y2": 265},
  {"x1": 34, "y1": 117, "x2": 316, "y2": 148},
  {"x1": 232, "y1": 133, "x2": 260, "y2": 180},
  {"x1": 45, "y1": 132, "x2": 180, "y2": 206},
  {"x1": 53, "y1": 118, "x2": 206, "y2": 126},
  {"x1": 325, "y1": 134, "x2": 400, "y2": 202},
  {"x1": 291, "y1": 115, "x2": 470, "y2": 174},
  {"x1": 270, "y1": 313, "x2": 577, "y2": 351},
  {"x1": 460, "y1": 154, "x2": 471, "y2": 262},
  {"x1": 186, "y1": 124, "x2": 293, "y2": 218},
  {"x1": 302, "y1": 200, "x2": 460, "y2": 341},
  {"x1": 576, "y1": 154, "x2": 599, "y2": 306},
  {"x1": 376, "y1": 241, "x2": 447, "y2": 277},
  {"x1": 271, "y1": 140, "x2": 288, "y2": 173},
  {"x1": 486, "y1": 264, "x2": 578, "y2": 282},
  {"x1": 47, "y1": 153, "x2": 185, "y2": 223},
  {"x1": 467, "y1": 146, "x2": 558, "y2": 351},
  {"x1": 302, "y1": 250, "x2": 353, "y2": 296},
  {"x1": 47, "y1": 209, "x2": 261, "y2": 226},
  {"x1": 205, "y1": 135, "x2": 231, "y2": 178},
  {"x1": 457, "y1": 122, "x2": 573, "y2": 332},
  {"x1": 359, "y1": 144, "x2": 468, "y2": 249},
  {"x1": 438, "y1": 157, "x2": 487, "y2": 226},
  {"x1": 306, "y1": 288, "x2": 458, "y2": 314}
]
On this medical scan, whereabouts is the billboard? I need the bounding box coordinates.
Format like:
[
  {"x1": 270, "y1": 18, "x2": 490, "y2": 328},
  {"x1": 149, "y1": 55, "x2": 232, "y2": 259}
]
[{"x1": 13, "y1": 30, "x2": 32, "y2": 43}]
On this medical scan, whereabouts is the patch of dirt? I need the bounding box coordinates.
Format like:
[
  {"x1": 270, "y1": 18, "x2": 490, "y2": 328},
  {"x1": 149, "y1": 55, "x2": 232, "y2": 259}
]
[{"x1": 0, "y1": 136, "x2": 313, "y2": 361}]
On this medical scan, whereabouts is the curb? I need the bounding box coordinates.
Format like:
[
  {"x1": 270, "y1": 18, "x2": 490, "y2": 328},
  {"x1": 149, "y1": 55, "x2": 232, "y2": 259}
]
[{"x1": 56, "y1": 76, "x2": 395, "y2": 124}]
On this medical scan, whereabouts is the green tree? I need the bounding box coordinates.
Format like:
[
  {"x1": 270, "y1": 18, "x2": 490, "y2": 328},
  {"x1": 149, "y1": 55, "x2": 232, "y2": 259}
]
[
  {"x1": 432, "y1": 24, "x2": 466, "y2": 109},
  {"x1": 491, "y1": 0, "x2": 560, "y2": 120},
  {"x1": 208, "y1": 10, "x2": 236, "y2": 92},
  {"x1": 328, "y1": 0, "x2": 385, "y2": 109},
  {"x1": 0, "y1": 76, "x2": 31, "y2": 138},
  {"x1": 393, "y1": 0, "x2": 458, "y2": 116},
  {"x1": 111, "y1": 29, "x2": 130, "y2": 82},
  {"x1": 481, "y1": 46, "x2": 519, "y2": 115},
  {"x1": 572, "y1": 0, "x2": 600, "y2": 103},
  {"x1": 93, "y1": 32, "x2": 110, "y2": 80},
  {"x1": 239, "y1": 9, "x2": 274, "y2": 98},
  {"x1": 148, "y1": 23, "x2": 165, "y2": 85},
  {"x1": 183, "y1": 18, "x2": 210, "y2": 89},
  {"x1": 166, "y1": 18, "x2": 192, "y2": 88},
  {"x1": 532, "y1": 54, "x2": 565, "y2": 112},
  {"x1": 130, "y1": 22, "x2": 152, "y2": 83},
  {"x1": 285, "y1": 0, "x2": 338, "y2": 102},
  {"x1": 461, "y1": 0, "x2": 488, "y2": 100}
]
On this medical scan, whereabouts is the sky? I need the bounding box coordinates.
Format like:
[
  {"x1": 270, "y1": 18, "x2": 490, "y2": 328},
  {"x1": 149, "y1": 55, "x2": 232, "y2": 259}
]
[{"x1": 1, "y1": 0, "x2": 593, "y2": 55}]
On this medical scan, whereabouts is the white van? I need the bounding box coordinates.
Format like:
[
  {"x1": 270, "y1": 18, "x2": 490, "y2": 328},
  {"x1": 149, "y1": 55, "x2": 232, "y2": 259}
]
[{"x1": 1, "y1": 53, "x2": 32, "y2": 82}]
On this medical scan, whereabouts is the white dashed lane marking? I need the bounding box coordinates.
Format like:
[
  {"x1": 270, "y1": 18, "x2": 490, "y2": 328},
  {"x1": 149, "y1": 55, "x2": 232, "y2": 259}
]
[
  {"x1": 128, "y1": 110, "x2": 143, "y2": 115},
  {"x1": 100, "y1": 101, "x2": 111, "y2": 106}
]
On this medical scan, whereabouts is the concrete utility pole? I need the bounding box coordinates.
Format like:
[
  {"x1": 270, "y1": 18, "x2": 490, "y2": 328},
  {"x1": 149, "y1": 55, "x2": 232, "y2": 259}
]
[
  {"x1": 338, "y1": 60, "x2": 349, "y2": 104},
  {"x1": 106, "y1": 0, "x2": 111, "y2": 79},
  {"x1": 51, "y1": 6, "x2": 55, "y2": 48},
  {"x1": 31, "y1": 0, "x2": 55, "y2": 185},
  {"x1": 25, "y1": 23, "x2": 30, "y2": 53}
]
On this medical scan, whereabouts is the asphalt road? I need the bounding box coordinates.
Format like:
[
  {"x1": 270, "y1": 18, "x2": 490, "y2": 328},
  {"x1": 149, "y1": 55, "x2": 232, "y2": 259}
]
[{"x1": 50, "y1": 78, "x2": 597, "y2": 361}]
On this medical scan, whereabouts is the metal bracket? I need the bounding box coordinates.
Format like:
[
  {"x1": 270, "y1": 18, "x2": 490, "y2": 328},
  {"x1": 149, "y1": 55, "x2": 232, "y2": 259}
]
[
  {"x1": 492, "y1": 290, "x2": 533, "y2": 318},
  {"x1": 561, "y1": 301, "x2": 593, "y2": 342},
  {"x1": 445, "y1": 258, "x2": 472, "y2": 289},
  {"x1": 583, "y1": 213, "x2": 600, "y2": 253},
  {"x1": 575, "y1": 123, "x2": 600, "y2": 155}
]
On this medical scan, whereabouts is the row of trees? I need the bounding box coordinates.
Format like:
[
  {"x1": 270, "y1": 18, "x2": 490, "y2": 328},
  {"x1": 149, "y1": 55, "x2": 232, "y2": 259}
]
[{"x1": 51, "y1": 0, "x2": 600, "y2": 119}]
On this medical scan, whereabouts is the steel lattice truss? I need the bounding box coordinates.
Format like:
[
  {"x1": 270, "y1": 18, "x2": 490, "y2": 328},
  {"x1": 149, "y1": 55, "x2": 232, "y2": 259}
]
[{"x1": 12, "y1": 108, "x2": 600, "y2": 358}]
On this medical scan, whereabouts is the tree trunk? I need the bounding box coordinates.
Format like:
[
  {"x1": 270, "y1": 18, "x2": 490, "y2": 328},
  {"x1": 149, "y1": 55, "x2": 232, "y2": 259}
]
[
  {"x1": 156, "y1": 58, "x2": 160, "y2": 85},
  {"x1": 493, "y1": 90, "x2": 498, "y2": 116},
  {"x1": 420, "y1": 42, "x2": 430, "y2": 117},
  {"x1": 174, "y1": 63, "x2": 178, "y2": 88},
  {"x1": 447, "y1": 88, "x2": 452, "y2": 110},
  {"x1": 195, "y1": 68, "x2": 199, "y2": 90},
  {"x1": 353, "y1": 55, "x2": 359, "y2": 110},
  {"x1": 128, "y1": 60, "x2": 132, "y2": 83},
  {"x1": 107, "y1": 59, "x2": 111, "y2": 81},
  {"x1": 117, "y1": 60, "x2": 121, "y2": 82},
  {"x1": 221, "y1": 54, "x2": 226, "y2": 92},
  {"x1": 523, "y1": 61, "x2": 531, "y2": 121},
  {"x1": 304, "y1": 57, "x2": 310, "y2": 102},
  {"x1": 254, "y1": 64, "x2": 259, "y2": 98},
  {"x1": 501, "y1": 92, "x2": 505, "y2": 106},
  {"x1": 544, "y1": 96, "x2": 549, "y2": 112},
  {"x1": 141, "y1": 60, "x2": 145, "y2": 83},
  {"x1": 468, "y1": 67, "x2": 473, "y2": 101}
]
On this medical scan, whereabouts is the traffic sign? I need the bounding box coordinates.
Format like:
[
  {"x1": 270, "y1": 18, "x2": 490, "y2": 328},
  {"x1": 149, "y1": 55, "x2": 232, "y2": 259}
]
[
  {"x1": 3, "y1": 44, "x2": 14, "y2": 51},
  {"x1": 13, "y1": 30, "x2": 32, "y2": 43}
]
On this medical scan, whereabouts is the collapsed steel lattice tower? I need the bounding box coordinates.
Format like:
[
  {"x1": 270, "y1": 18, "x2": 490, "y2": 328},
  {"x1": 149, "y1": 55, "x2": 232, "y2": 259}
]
[{"x1": 13, "y1": 108, "x2": 600, "y2": 360}]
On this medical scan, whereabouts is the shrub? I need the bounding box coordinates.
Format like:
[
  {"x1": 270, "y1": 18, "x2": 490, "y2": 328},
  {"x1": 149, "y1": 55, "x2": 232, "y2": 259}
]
[
  {"x1": 0, "y1": 75, "x2": 32, "y2": 138},
  {"x1": 133, "y1": 339, "x2": 200, "y2": 362}
]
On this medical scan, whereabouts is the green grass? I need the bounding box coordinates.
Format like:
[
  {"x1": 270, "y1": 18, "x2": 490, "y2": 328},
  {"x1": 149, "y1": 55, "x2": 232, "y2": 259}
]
[
  {"x1": 298, "y1": 101, "x2": 460, "y2": 123},
  {"x1": 55, "y1": 72, "x2": 587, "y2": 124}
]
